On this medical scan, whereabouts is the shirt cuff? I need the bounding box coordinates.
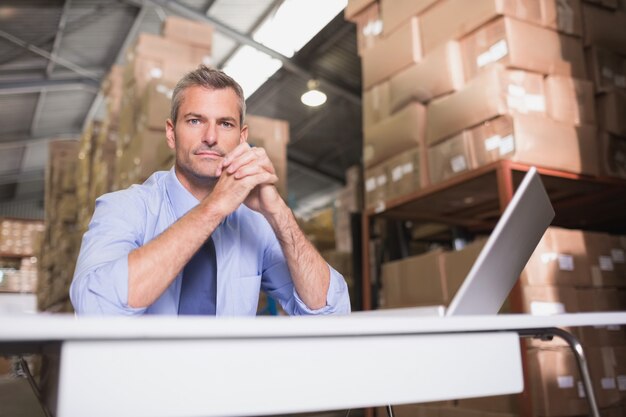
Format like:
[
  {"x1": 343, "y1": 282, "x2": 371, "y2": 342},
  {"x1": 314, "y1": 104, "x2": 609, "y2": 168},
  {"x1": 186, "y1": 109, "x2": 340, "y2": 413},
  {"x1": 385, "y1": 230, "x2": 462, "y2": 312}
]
[{"x1": 292, "y1": 264, "x2": 351, "y2": 315}]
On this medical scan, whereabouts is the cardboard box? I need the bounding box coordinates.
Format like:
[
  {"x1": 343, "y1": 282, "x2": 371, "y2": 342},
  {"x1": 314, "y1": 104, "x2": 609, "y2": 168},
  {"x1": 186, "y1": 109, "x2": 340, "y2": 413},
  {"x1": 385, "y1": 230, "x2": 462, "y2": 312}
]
[
  {"x1": 345, "y1": 0, "x2": 377, "y2": 21},
  {"x1": 129, "y1": 33, "x2": 211, "y2": 65},
  {"x1": 528, "y1": 347, "x2": 589, "y2": 416},
  {"x1": 139, "y1": 80, "x2": 174, "y2": 131},
  {"x1": 162, "y1": 15, "x2": 213, "y2": 49},
  {"x1": 587, "y1": 347, "x2": 622, "y2": 408},
  {"x1": 583, "y1": 230, "x2": 625, "y2": 287},
  {"x1": 389, "y1": 41, "x2": 464, "y2": 111},
  {"x1": 541, "y1": 0, "x2": 583, "y2": 36},
  {"x1": 361, "y1": 16, "x2": 421, "y2": 89},
  {"x1": 521, "y1": 227, "x2": 590, "y2": 287},
  {"x1": 469, "y1": 114, "x2": 600, "y2": 176},
  {"x1": 597, "y1": 90, "x2": 626, "y2": 137},
  {"x1": 352, "y1": 2, "x2": 383, "y2": 56},
  {"x1": 364, "y1": 101, "x2": 426, "y2": 168},
  {"x1": 522, "y1": 285, "x2": 579, "y2": 347},
  {"x1": 363, "y1": 80, "x2": 391, "y2": 127},
  {"x1": 459, "y1": 17, "x2": 587, "y2": 82},
  {"x1": 426, "y1": 67, "x2": 546, "y2": 146},
  {"x1": 613, "y1": 346, "x2": 626, "y2": 402},
  {"x1": 545, "y1": 75, "x2": 595, "y2": 125},
  {"x1": 576, "y1": 288, "x2": 626, "y2": 346},
  {"x1": 364, "y1": 163, "x2": 389, "y2": 210},
  {"x1": 381, "y1": 0, "x2": 439, "y2": 35},
  {"x1": 124, "y1": 55, "x2": 197, "y2": 99},
  {"x1": 442, "y1": 239, "x2": 487, "y2": 302},
  {"x1": 456, "y1": 394, "x2": 519, "y2": 414},
  {"x1": 599, "y1": 131, "x2": 626, "y2": 179},
  {"x1": 582, "y1": 4, "x2": 626, "y2": 54},
  {"x1": 523, "y1": 285, "x2": 579, "y2": 315},
  {"x1": 246, "y1": 115, "x2": 289, "y2": 199},
  {"x1": 385, "y1": 146, "x2": 423, "y2": 200},
  {"x1": 420, "y1": 0, "x2": 544, "y2": 54},
  {"x1": 585, "y1": 46, "x2": 626, "y2": 93},
  {"x1": 380, "y1": 249, "x2": 446, "y2": 308},
  {"x1": 427, "y1": 131, "x2": 474, "y2": 185}
]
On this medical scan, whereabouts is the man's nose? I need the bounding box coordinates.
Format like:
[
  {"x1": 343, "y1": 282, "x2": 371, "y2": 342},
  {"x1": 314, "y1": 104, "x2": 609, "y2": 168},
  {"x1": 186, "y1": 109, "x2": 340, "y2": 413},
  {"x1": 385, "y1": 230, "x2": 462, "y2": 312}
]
[{"x1": 203, "y1": 121, "x2": 217, "y2": 145}]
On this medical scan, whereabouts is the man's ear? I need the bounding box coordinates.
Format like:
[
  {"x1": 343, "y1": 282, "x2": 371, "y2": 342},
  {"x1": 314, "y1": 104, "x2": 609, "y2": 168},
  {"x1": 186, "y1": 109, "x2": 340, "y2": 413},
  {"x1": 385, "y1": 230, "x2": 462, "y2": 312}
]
[
  {"x1": 240, "y1": 124, "x2": 248, "y2": 144},
  {"x1": 166, "y1": 119, "x2": 176, "y2": 150}
]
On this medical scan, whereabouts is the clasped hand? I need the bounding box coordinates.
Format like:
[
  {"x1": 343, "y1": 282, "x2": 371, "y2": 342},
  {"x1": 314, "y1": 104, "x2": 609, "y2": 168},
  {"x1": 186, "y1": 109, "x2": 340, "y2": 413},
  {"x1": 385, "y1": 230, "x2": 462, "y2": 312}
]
[{"x1": 209, "y1": 143, "x2": 281, "y2": 217}]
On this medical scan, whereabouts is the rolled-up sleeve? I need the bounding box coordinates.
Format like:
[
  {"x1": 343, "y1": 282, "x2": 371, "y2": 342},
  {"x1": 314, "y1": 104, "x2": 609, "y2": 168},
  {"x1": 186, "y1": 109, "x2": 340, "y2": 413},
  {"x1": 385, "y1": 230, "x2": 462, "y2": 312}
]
[
  {"x1": 260, "y1": 230, "x2": 351, "y2": 316},
  {"x1": 70, "y1": 192, "x2": 147, "y2": 316}
]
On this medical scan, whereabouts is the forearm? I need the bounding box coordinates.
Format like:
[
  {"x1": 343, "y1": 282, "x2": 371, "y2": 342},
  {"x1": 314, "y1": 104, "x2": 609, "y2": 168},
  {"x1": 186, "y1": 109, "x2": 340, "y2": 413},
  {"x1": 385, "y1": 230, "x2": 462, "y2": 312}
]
[
  {"x1": 127, "y1": 202, "x2": 224, "y2": 308},
  {"x1": 264, "y1": 200, "x2": 330, "y2": 310}
]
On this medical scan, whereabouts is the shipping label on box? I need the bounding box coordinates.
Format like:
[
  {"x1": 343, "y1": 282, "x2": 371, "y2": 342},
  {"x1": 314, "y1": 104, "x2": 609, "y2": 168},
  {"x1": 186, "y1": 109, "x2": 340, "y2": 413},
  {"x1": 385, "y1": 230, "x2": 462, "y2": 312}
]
[
  {"x1": 528, "y1": 347, "x2": 589, "y2": 417},
  {"x1": 460, "y1": 17, "x2": 586, "y2": 83},
  {"x1": 427, "y1": 131, "x2": 474, "y2": 185},
  {"x1": 468, "y1": 114, "x2": 599, "y2": 176},
  {"x1": 426, "y1": 67, "x2": 545, "y2": 146},
  {"x1": 352, "y1": 2, "x2": 383, "y2": 56},
  {"x1": 361, "y1": 16, "x2": 422, "y2": 89}
]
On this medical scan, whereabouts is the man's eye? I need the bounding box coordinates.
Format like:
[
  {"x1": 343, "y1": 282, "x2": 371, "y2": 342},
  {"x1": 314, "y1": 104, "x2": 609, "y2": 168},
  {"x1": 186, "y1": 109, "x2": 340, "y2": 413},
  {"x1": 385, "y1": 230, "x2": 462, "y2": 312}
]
[
  {"x1": 188, "y1": 119, "x2": 200, "y2": 125},
  {"x1": 221, "y1": 121, "x2": 234, "y2": 128}
]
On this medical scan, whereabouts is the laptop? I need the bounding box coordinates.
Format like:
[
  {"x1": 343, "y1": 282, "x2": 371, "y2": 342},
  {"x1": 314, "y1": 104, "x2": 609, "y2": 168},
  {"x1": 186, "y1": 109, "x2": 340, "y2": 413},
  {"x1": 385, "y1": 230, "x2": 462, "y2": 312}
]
[{"x1": 357, "y1": 167, "x2": 555, "y2": 317}]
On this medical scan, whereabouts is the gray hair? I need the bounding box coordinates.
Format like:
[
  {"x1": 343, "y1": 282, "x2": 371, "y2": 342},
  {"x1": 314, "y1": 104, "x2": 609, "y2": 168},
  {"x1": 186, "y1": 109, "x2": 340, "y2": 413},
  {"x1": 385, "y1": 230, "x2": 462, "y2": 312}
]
[{"x1": 170, "y1": 64, "x2": 246, "y2": 127}]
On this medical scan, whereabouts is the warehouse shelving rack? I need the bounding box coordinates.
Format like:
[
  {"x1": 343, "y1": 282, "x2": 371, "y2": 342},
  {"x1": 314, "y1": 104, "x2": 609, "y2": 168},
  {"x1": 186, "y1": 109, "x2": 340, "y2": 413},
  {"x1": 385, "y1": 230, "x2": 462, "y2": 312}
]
[{"x1": 360, "y1": 159, "x2": 626, "y2": 417}]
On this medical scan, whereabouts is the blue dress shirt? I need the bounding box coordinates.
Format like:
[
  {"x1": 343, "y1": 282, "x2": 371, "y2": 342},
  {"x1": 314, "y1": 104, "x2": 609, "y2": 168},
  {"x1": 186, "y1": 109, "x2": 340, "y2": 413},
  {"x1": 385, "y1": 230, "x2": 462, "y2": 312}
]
[{"x1": 70, "y1": 168, "x2": 351, "y2": 316}]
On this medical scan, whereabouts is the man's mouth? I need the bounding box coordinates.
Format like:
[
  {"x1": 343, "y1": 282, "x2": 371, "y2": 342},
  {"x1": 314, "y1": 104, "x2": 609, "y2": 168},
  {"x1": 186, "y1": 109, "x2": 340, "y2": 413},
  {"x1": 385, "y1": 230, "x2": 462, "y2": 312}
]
[{"x1": 195, "y1": 149, "x2": 224, "y2": 158}]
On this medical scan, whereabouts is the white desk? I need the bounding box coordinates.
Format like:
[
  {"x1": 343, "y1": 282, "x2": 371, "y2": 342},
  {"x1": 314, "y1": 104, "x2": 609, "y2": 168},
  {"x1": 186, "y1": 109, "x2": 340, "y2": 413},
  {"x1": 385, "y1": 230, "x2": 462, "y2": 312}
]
[{"x1": 1, "y1": 312, "x2": 625, "y2": 417}]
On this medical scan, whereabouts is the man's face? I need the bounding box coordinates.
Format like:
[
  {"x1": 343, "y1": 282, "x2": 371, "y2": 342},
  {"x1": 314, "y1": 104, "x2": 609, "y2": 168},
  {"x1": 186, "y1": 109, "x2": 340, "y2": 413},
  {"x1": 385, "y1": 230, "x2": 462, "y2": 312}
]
[{"x1": 166, "y1": 86, "x2": 247, "y2": 184}]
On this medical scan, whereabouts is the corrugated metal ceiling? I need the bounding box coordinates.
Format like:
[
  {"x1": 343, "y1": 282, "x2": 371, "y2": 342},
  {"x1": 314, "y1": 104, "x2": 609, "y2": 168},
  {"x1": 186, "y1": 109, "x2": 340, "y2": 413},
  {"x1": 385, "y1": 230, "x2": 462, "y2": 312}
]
[{"x1": 0, "y1": 0, "x2": 362, "y2": 218}]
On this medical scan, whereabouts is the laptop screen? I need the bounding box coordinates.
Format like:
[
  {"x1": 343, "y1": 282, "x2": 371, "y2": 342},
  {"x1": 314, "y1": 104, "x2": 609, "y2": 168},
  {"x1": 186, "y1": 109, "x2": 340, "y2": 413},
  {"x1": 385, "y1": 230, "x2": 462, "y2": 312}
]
[{"x1": 445, "y1": 167, "x2": 555, "y2": 316}]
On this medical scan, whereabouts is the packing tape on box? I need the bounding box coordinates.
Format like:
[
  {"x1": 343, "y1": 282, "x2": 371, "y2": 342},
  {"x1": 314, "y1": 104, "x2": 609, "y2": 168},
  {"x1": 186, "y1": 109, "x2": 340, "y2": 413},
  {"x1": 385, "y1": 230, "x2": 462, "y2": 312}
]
[
  {"x1": 557, "y1": 375, "x2": 575, "y2": 389},
  {"x1": 530, "y1": 301, "x2": 566, "y2": 316}
]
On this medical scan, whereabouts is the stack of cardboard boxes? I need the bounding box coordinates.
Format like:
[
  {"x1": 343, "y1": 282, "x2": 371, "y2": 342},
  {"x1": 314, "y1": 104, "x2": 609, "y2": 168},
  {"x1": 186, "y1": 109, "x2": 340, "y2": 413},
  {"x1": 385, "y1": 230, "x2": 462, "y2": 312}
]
[
  {"x1": 0, "y1": 219, "x2": 44, "y2": 293},
  {"x1": 349, "y1": 0, "x2": 626, "y2": 211},
  {"x1": 523, "y1": 227, "x2": 626, "y2": 417},
  {"x1": 348, "y1": 1, "x2": 626, "y2": 415},
  {"x1": 114, "y1": 16, "x2": 214, "y2": 189},
  {"x1": 37, "y1": 140, "x2": 82, "y2": 313}
]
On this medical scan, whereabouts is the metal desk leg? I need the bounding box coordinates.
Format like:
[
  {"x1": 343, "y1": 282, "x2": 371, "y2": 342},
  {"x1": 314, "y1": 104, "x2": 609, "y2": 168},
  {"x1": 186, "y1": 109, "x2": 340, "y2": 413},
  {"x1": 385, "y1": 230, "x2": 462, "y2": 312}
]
[{"x1": 517, "y1": 327, "x2": 600, "y2": 417}]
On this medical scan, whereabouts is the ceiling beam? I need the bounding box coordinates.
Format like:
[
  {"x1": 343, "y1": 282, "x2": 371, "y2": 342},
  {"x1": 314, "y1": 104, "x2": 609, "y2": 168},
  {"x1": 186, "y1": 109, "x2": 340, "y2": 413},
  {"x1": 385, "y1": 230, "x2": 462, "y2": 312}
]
[
  {"x1": 0, "y1": 170, "x2": 45, "y2": 187},
  {"x1": 288, "y1": 153, "x2": 344, "y2": 185},
  {"x1": 133, "y1": 0, "x2": 361, "y2": 106},
  {"x1": 0, "y1": 29, "x2": 100, "y2": 81},
  {"x1": 0, "y1": 79, "x2": 99, "y2": 95},
  {"x1": 0, "y1": 134, "x2": 79, "y2": 149},
  {"x1": 215, "y1": 0, "x2": 284, "y2": 68}
]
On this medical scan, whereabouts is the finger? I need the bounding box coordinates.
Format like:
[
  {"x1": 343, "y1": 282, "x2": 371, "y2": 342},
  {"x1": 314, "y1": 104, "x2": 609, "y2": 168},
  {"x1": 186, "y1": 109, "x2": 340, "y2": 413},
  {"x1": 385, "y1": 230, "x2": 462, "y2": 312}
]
[
  {"x1": 240, "y1": 170, "x2": 278, "y2": 186},
  {"x1": 222, "y1": 143, "x2": 251, "y2": 168},
  {"x1": 233, "y1": 163, "x2": 264, "y2": 180},
  {"x1": 226, "y1": 149, "x2": 257, "y2": 174}
]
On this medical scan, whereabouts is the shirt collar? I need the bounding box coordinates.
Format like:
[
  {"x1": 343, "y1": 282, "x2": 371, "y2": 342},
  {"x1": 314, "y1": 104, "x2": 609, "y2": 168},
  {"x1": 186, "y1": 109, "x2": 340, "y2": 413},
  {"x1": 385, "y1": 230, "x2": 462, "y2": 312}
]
[{"x1": 164, "y1": 167, "x2": 200, "y2": 219}]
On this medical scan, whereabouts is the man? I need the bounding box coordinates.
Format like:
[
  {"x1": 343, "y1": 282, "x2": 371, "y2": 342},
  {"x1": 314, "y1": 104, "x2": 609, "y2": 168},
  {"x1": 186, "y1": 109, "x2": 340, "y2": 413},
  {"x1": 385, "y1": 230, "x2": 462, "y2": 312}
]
[{"x1": 70, "y1": 65, "x2": 350, "y2": 316}]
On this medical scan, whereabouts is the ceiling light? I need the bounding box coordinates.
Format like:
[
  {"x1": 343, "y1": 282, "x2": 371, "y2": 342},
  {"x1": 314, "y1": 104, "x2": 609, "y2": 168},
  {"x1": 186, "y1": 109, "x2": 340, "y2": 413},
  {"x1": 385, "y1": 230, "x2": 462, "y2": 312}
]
[{"x1": 301, "y1": 80, "x2": 327, "y2": 107}]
